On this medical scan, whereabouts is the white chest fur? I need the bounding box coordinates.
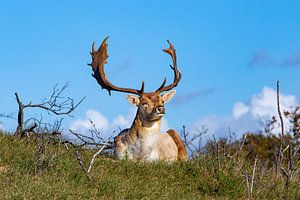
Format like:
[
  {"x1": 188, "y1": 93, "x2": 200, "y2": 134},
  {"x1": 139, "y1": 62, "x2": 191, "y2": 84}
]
[
  {"x1": 128, "y1": 132, "x2": 160, "y2": 160},
  {"x1": 115, "y1": 121, "x2": 178, "y2": 161}
]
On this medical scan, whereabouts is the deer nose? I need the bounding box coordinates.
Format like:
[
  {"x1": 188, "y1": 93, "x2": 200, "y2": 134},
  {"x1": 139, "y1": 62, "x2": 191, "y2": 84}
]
[{"x1": 156, "y1": 106, "x2": 165, "y2": 114}]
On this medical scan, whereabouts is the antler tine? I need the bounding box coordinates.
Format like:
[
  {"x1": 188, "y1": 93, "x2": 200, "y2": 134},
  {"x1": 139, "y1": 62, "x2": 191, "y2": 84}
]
[
  {"x1": 156, "y1": 40, "x2": 182, "y2": 93},
  {"x1": 88, "y1": 37, "x2": 144, "y2": 96},
  {"x1": 92, "y1": 42, "x2": 96, "y2": 53},
  {"x1": 140, "y1": 80, "x2": 145, "y2": 94},
  {"x1": 156, "y1": 78, "x2": 167, "y2": 91}
]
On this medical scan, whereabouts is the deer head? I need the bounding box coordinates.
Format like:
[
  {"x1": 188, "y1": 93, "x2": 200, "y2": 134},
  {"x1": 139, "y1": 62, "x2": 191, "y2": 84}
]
[{"x1": 88, "y1": 37, "x2": 181, "y2": 125}]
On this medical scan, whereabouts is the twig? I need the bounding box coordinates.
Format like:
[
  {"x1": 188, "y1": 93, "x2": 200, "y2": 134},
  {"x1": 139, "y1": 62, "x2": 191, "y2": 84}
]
[
  {"x1": 66, "y1": 120, "x2": 115, "y2": 182},
  {"x1": 87, "y1": 143, "x2": 108, "y2": 173},
  {"x1": 277, "y1": 81, "x2": 285, "y2": 139},
  {"x1": 292, "y1": 145, "x2": 300, "y2": 159},
  {"x1": 276, "y1": 81, "x2": 284, "y2": 175},
  {"x1": 282, "y1": 145, "x2": 290, "y2": 153},
  {"x1": 14, "y1": 83, "x2": 85, "y2": 137},
  {"x1": 250, "y1": 155, "x2": 258, "y2": 199},
  {"x1": 246, "y1": 174, "x2": 251, "y2": 200},
  {"x1": 181, "y1": 126, "x2": 200, "y2": 158},
  {"x1": 235, "y1": 133, "x2": 248, "y2": 158},
  {"x1": 75, "y1": 150, "x2": 93, "y2": 182},
  {"x1": 69, "y1": 129, "x2": 113, "y2": 148}
]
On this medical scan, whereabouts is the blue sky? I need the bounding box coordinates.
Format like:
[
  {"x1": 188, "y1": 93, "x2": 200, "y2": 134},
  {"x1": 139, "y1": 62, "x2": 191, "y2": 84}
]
[{"x1": 1, "y1": 1, "x2": 300, "y2": 137}]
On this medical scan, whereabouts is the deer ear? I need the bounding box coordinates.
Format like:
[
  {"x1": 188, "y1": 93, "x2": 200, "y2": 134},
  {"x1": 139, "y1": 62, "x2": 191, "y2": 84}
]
[
  {"x1": 127, "y1": 94, "x2": 140, "y2": 106},
  {"x1": 162, "y1": 90, "x2": 176, "y2": 104}
]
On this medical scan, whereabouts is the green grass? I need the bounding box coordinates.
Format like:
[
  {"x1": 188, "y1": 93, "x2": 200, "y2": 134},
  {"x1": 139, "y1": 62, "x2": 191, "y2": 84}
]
[{"x1": 0, "y1": 133, "x2": 299, "y2": 200}]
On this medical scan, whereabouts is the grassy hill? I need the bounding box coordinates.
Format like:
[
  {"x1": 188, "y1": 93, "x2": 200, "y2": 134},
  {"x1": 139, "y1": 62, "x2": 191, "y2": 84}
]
[{"x1": 0, "y1": 132, "x2": 299, "y2": 199}]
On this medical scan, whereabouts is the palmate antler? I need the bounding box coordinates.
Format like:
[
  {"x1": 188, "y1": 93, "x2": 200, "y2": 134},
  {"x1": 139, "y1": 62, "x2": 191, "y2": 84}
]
[
  {"x1": 88, "y1": 37, "x2": 181, "y2": 95},
  {"x1": 88, "y1": 36, "x2": 144, "y2": 96},
  {"x1": 156, "y1": 40, "x2": 182, "y2": 93}
]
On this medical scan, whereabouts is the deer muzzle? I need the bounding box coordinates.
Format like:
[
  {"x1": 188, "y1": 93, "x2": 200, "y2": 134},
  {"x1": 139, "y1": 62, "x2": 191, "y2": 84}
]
[{"x1": 155, "y1": 106, "x2": 165, "y2": 115}]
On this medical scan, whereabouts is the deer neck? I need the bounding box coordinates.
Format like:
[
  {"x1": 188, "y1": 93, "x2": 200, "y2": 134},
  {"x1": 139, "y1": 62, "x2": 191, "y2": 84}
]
[{"x1": 129, "y1": 111, "x2": 161, "y2": 139}]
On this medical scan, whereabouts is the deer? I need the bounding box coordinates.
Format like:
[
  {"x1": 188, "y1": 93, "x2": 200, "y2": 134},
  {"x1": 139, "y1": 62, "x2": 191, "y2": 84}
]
[{"x1": 87, "y1": 37, "x2": 188, "y2": 162}]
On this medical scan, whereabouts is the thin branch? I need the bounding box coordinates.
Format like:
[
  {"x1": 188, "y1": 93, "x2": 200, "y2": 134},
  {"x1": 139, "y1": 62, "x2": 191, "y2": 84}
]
[
  {"x1": 181, "y1": 125, "x2": 200, "y2": 158},
  {"x1": 75, "y1": 150, "x2": 93, "y2": 182},
  {"x1": 235, "y1": 133, "x2": 248, "y2": 158},
  {"x1": 69, "y1": 129, "x2": 113, "y2": 148},
  {"x1": 65, "y1": 120, "x2": 114, "y2": 182},
  {"x1": 250, "y1": 155, "x2": 258, "y2": 199},
  {"x1": 277, "y1": 81, "x2": 285, "y2": 144},
  {"x1": 14, "y1": 83, "x2": 84, "y2": 137},
  {"x1": 276, "y1": 81, "x2": 284, "y2": 175},
  {"x1": 246, "y1": 174, "x2": 251, "y2": 200},
  {"x1": 87, "y1": 142, "x2": 109, "y2": 173}
]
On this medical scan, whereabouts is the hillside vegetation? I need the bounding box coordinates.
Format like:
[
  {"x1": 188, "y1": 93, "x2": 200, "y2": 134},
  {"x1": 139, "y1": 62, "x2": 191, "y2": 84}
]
[{"x1": 0, "y1": 132, "x2": 299, "y2": 200}]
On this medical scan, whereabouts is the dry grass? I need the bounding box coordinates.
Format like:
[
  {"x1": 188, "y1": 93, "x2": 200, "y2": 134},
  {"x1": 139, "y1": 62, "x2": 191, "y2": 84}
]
[{"x1": 0, "y1": 132, "x2": 299, "y2": 199}]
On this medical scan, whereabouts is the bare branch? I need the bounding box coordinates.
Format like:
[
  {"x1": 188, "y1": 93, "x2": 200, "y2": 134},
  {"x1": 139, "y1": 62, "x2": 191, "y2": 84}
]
[
  {"x1": 75, "y1": 150, "x2": 93, "y2": 182},
  {"x1": 234, "y1": 133, "x2": 248, "y2": 158},
  {"x1": 69, "y1": 129, "x2": 113, "y2": 148},
  {"x1": 181, "y1": 125, "x2": 207, "y2": 158},
  {"x1": 14, "y1": 83, "x2": 84, "y2": 138},
  {"x1": 64, "y1": 120, "x2": 114, "y2": 182},
  {"x1": 277, "y1": 81, "x2": 285, "y2": 143},
  {"x1": 250, "y1": 155, "x2": 258, "y2": 200},
  {"x1": 276, "y1": 81, "x2": 284, "y2": 175},
  {"x1": 22, "y1": 83, "x2": 85, "y2": 116},
  {"x1": 87, "y1": 142, "x2": 109, "y2": 174}
]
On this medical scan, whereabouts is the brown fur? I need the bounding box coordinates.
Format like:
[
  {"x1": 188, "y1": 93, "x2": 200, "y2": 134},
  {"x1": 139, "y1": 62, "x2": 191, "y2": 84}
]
[{"x1": 167, "y1": 129, "x2": 189, "y2": 161}]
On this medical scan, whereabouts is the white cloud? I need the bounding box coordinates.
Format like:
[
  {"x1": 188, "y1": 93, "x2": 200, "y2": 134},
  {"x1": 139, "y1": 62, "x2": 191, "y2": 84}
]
[
  {"x1": 233, "y1": 102, "x2": 250, "y2": 119},
  {"x1": 69, "y1": 109, "x2": 109, "y2": 133},
  {"x1": 250, "y1": 87, "x2": 297, "y2": 118},
  {"x1": 111, "y1": 107, "x2": 137, "y2": 130},
  {"x1": 112, "y1": 115, "x2": 130, "y2": 130},
  {"x1": 192, "y1": 86, "x2": 298, "y2": 138}
]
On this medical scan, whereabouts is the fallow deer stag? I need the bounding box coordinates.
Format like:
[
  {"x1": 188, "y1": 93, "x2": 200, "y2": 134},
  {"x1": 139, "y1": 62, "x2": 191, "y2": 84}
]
[{"x1": 88, "y1": 37, "x2": 188, "y2": 161}]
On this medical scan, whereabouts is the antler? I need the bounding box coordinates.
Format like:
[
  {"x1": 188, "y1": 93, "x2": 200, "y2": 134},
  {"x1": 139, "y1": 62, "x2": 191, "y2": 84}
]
[
  {"x1": 88, "y1": 36, "x2": 144, "y2": 96},
  {"x1": 156, "y1": 40, "x2": 182, "y2": 93}
]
